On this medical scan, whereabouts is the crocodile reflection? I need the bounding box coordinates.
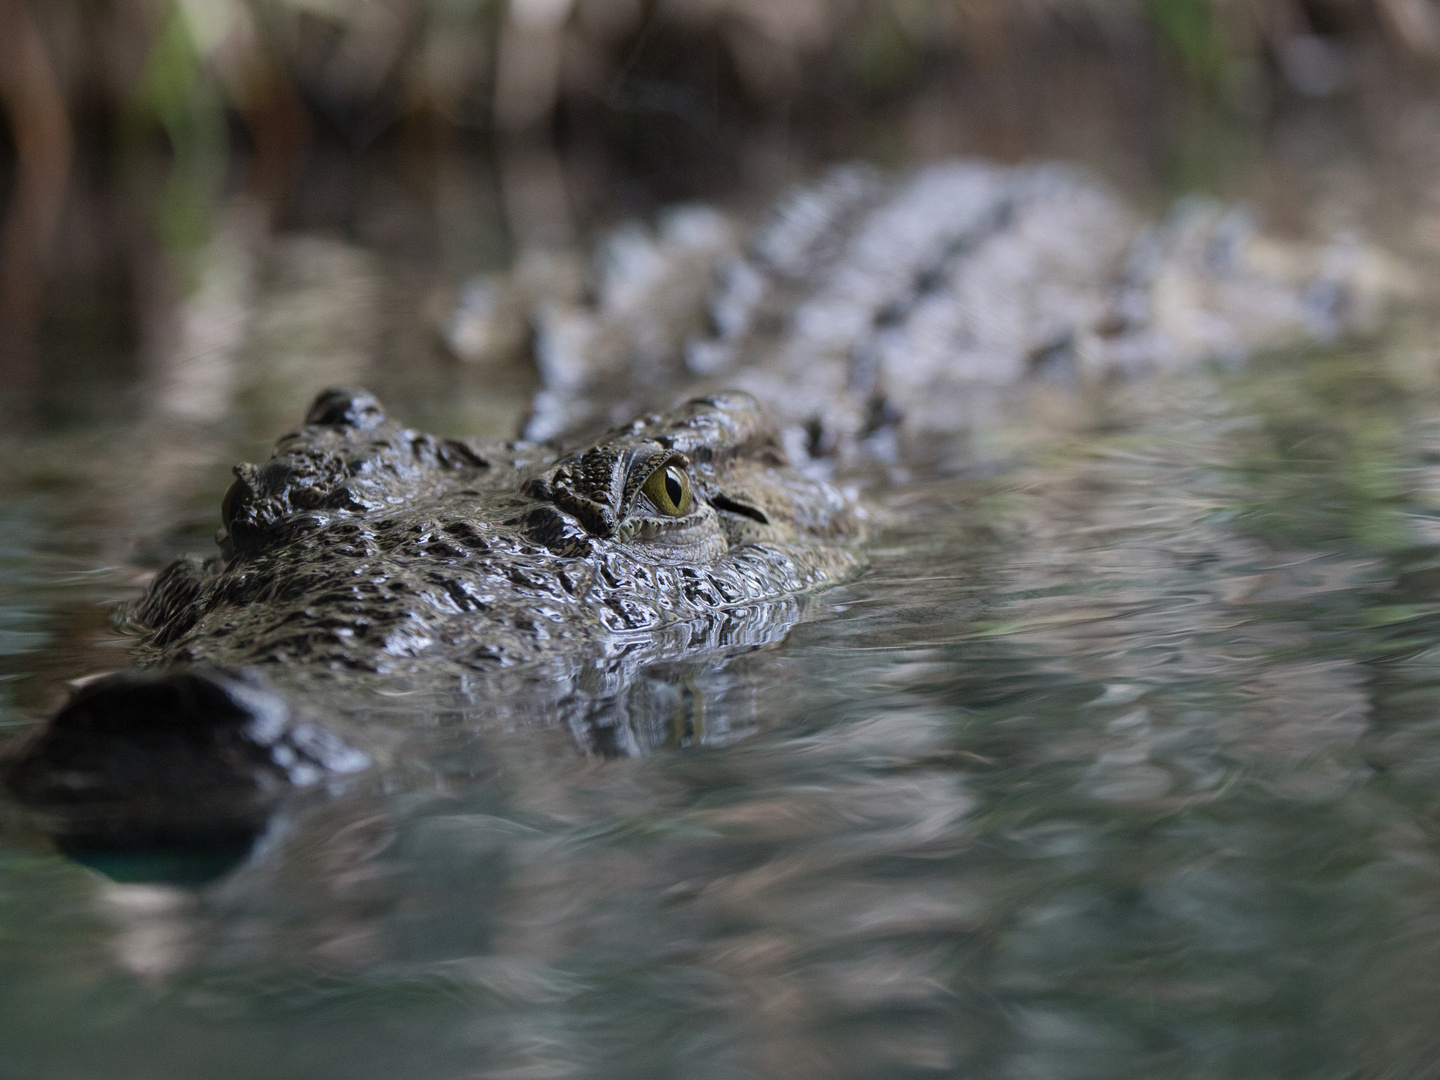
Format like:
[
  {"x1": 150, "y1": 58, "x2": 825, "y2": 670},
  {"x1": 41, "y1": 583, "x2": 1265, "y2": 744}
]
[{"x1": 2, "y1": 388, "x2": 865, "y2": 854}]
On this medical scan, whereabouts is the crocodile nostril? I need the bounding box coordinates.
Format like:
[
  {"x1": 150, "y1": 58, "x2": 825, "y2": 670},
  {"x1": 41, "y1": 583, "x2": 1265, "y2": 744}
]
[{"x1": 304, "y1": 387, "x2": 387, "y2": 429}]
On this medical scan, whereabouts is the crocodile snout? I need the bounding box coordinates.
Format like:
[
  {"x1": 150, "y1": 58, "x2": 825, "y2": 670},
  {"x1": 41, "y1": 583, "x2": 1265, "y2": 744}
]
[{"x1": 1, "y1": 668, "x2": 369, "y2": 855}]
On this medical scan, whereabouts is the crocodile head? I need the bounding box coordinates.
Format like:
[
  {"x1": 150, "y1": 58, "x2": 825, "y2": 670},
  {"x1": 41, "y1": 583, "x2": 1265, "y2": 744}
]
[
  {"x1": 2, "y1": 388, "x2": 865, "y2": 857},
  {"x1": 144, "y1": 387, "x2": 864, "y2": 672}
]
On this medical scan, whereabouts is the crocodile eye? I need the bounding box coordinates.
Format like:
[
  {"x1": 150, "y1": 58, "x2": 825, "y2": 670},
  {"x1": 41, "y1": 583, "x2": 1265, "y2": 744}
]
[{"x1": 641, "y1": 463, "x2": 694, "y2": 517}]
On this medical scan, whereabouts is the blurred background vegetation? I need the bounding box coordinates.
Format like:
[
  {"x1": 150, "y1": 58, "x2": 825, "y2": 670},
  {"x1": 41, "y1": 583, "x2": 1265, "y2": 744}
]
[{"x1": 5, "y1": 0, "x2": 1440, "y2": 430}]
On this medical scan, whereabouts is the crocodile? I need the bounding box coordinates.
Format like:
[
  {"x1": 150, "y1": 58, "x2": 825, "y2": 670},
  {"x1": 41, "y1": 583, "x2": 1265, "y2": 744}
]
[
  {"x1": 2, "y1": 387, "x2": 865, "y2": 850},
  {"x1": 0, "y1": 159, "x2": 1401, "y2": 856}
]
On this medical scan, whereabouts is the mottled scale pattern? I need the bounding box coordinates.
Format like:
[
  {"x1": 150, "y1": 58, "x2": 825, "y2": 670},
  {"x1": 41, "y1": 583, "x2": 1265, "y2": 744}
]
[{"x1": 136, "y1": 390, "x2": 865, "y2": 681}]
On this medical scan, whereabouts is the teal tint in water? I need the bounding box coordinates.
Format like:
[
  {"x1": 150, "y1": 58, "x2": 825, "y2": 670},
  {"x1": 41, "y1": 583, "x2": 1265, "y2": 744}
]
[
  {"x1": 8, "y1": 346, "x2": 1440, "y2": 1077},
  {"x1": 59, "y1": 841, "x2": 257, "y2": 887}
]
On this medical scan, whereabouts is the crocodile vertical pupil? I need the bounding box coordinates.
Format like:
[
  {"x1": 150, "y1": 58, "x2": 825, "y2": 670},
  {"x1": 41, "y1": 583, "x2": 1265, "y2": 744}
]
[{"x1": 642, "y1": 463, "x2": 694, "y2": 516}]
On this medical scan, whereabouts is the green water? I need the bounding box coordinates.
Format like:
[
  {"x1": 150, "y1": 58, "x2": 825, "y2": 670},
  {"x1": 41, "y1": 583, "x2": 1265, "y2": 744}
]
[{"x1": 5, "y1": 341, "x2": 1440, "y2": 1078}]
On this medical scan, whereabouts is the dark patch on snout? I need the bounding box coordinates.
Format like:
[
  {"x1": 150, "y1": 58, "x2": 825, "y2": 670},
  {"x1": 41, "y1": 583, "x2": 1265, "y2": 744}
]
[{"x1": 1, "y1": 668, "x2": 368, "y2": 857}]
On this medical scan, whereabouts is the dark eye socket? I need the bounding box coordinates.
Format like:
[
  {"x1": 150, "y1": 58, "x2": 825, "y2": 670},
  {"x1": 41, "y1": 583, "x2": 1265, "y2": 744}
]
[{"x1": 640, "y1": 462, "x2": 694, "y2": 517}]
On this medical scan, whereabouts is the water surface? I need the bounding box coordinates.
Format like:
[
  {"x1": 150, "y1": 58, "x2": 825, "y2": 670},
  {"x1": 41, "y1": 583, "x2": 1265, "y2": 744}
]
[{"x1": 6, "y1": 340, "x2": 1440, "y2": 1079}]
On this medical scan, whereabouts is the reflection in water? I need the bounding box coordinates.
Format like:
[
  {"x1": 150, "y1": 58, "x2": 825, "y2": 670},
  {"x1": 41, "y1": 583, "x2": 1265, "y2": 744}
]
[
  {"x1": 95, "y1": 881, "x2": 198, "y2": 979},
  {"x1": 10, "y1": 348, "x2": 1440, "y2": 1075}
]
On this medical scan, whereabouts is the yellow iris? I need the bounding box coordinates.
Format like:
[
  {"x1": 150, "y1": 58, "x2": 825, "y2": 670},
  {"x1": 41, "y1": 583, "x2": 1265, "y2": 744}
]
[{"x1": 641, "y1": 462, "x2": 694, "y2": 517}]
